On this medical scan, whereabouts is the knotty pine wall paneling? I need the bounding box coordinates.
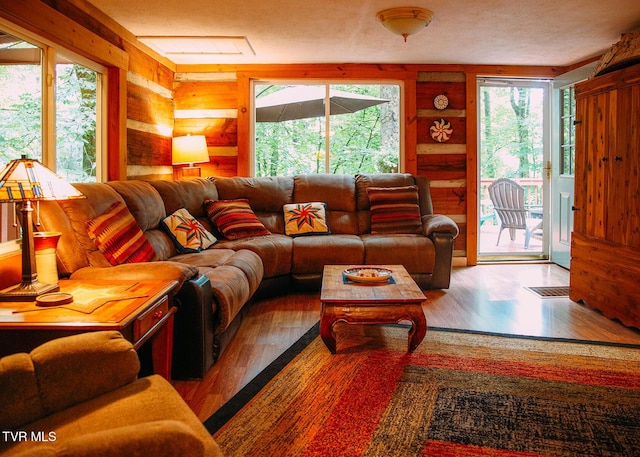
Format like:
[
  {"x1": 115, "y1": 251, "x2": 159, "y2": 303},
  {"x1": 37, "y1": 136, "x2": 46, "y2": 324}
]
[
  {"x1": 173, "y1": 73, "x2": 240, "y2": 178},
  {"x1": 416, "y1": 72, "x2": 467, "y2": 258},
  {"x1": 125, "y1": 43, "x2": 175, "y2": 180}
]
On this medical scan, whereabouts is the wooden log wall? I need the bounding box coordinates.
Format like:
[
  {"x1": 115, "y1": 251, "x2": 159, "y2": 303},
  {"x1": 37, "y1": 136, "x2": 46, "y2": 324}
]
[
  {"x1": 173, "y1": 73, "x2": 239, "y2": 178},
  {"x1": 416, "y1": 71, "x2": 467, "y2": 257},
  {"x1": 125, "y1": 42, "x2": 175, "y2": 180}
]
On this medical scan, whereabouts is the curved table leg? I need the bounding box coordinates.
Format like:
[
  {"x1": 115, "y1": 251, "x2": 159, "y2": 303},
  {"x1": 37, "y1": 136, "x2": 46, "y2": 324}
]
[
  {"x1": 407, "y1": 307, "x2": 427, "y2": 352},
  {"x1": 320, "y1": 306, "x2": 337, "y2": 354}
]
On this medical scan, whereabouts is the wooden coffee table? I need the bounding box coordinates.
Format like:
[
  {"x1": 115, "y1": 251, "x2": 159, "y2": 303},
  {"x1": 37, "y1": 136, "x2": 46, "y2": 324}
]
[{"x1": 320, "y1": 265, "x2": 427, "y2": 353}]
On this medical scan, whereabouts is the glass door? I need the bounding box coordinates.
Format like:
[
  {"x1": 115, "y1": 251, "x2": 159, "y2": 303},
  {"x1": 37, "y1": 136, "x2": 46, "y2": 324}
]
[{"x1": 477, "y1": 78, "x2": 551, "y2": 261}]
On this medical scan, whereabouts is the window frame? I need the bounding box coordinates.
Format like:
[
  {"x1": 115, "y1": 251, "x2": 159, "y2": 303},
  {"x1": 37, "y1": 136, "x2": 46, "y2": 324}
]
[
  {"x1": 0, "y1": 19, "x2": 107, "y2": 252},
  {"x1": 0, "y1": 19, "x2": 107, "y2": 179},
  {"x1": 250, "y1": 79, "x2": 405, "y2": 177}
]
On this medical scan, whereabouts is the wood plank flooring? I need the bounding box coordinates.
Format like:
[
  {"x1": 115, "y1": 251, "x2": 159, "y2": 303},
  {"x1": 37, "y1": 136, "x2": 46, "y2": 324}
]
[{"x1": 173, "y1": 263, "x2": 640, "y2": 421}]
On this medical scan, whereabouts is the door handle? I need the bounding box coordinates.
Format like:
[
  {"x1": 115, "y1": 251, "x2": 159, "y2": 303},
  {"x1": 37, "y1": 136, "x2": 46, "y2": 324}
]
[
  {"x1": 572, "y1": 206, "x2": 580, "y2": 211},
  {"x1": 544, "y1": 160, "x2": 551, "y2": 179}
]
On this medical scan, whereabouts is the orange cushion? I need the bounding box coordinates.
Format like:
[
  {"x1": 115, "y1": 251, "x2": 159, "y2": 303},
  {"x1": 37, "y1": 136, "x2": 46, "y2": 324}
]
[
  {"x1": 86, "y1": 201, "x2": 156, "y2": 265},
  {"x1": 367, "y1": 185, "x2": 422, "y2": 234},
  {"x1": 204, "y1": 199, "x2": 270, "y2": 240}
]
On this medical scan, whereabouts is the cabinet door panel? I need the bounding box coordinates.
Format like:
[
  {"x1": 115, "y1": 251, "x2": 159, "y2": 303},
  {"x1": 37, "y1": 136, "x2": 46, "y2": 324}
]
[
  {"x1": 577, "y1": 92, "x2": 610, "y2": 238},
  {"x1": 608, "y1": 85, "x2": 640, "y2": 247}
]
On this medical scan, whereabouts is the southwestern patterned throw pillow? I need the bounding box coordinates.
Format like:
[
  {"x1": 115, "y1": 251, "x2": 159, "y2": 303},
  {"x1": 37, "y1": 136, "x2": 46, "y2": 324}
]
[
  {"x1": 204, "y1": 198, "x2": 271, "y2": 240},
  {"x1": 283, "y1": 202, "x2": 330, "y2": 237},
  {"x1": 161, "y1": 208, "x2": 217, "y2": 253},
  {"x1": 367, "y1": 185, "x2": 423, "y2": 234},
  {"x1": 85, "y1": 201, "x2": 156, "y2": 265}
]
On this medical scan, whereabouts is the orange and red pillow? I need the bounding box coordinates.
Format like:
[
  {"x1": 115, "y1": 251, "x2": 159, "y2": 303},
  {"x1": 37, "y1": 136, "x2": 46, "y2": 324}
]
[
  {"x1": 85, "y1": 201, "x2": 156, "y2": 265},
  {"x1": 367, "y1": 185, "x2": 422, "y2": 234},
  {"x1": 204, "y1": 198, "x2": 270, "y2": 240}
]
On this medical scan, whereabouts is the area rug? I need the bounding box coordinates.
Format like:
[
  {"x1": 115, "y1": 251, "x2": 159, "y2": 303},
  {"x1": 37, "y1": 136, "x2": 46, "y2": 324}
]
[{"x1": 205, "y1": 323, "x2": 640, "y2": 457}]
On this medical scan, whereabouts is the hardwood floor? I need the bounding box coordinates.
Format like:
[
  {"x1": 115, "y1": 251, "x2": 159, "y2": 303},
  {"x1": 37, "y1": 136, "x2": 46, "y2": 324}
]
[{"x1": 173, "y1": 263, "x2": 640, "y2": 421}]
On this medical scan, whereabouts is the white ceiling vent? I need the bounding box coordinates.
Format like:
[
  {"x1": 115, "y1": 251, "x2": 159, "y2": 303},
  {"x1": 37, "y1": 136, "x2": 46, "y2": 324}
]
[{"x1": 138, "y1": 36, "x2": 255, "y2": 64}]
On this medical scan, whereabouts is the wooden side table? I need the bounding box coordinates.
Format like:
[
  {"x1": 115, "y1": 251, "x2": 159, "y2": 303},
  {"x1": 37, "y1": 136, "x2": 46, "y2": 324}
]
[{"x1": 0, "y1": 280, "x2": 178, "y2": 380}]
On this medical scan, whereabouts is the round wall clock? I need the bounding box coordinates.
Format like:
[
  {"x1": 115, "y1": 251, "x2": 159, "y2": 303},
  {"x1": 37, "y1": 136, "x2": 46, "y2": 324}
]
[
  {"x1": 430, "y1": 118, "x2": 453, "y2": 143},
  {"x1": 434, "y1": 94, "x2": 449, "y2": 110}
]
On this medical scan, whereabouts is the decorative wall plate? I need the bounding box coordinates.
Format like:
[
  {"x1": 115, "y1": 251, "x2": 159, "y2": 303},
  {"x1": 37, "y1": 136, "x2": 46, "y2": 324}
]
[
  {"x1": 430, "y1": 119, "x2": 453, "y2": 142},
  {"x1": 434, "y1": 94, "x2": 449, "y2": 110}
]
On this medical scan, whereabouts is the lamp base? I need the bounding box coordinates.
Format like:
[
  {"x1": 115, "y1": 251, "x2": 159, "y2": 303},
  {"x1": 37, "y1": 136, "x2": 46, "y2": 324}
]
[
  {"x1": 180, "y1": 166, "x2": 202, "y2": 179},
  {"x1": 0, "y1": 280, "x2": 60, "y2": 302}
]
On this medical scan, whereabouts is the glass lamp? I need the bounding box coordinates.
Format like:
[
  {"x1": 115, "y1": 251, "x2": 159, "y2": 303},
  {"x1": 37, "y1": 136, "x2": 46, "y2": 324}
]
[
  {"x1": 0, "y1": 155, "x2": 85, "y2": 301},
  {"x1": 172, "y1": 135, "x2": 209, "y2": 178}
]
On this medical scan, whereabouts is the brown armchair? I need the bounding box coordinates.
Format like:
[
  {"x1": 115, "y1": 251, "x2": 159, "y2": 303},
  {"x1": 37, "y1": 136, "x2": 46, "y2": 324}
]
[{"x1": 0, "y1": 331, "x2": 223, "y2": 457}]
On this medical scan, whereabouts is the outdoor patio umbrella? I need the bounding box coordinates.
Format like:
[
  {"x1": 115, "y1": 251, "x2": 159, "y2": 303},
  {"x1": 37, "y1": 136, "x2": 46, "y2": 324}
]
[{"x1": 255, "y1": 86, "x2": 389, "y2": 122}]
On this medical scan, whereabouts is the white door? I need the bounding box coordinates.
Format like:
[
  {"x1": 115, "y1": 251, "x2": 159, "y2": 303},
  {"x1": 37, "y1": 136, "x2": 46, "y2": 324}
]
[{"x1": 549, "y1": 63, "x2": 595, "y2": 269}]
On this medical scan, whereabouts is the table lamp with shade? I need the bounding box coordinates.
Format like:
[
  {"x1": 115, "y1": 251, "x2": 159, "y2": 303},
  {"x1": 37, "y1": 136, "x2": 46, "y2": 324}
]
[
  {"x1": 0, "y1": 155, "x2": 85, "y2": 301},
  {"x1": 172, "y1": 135, "x2": 209, "y2": 179}
]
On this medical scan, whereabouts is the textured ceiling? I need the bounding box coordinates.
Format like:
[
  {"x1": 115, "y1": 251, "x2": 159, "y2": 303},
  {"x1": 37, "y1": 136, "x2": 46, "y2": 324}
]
[{"x1": 86, "y1": 0, "x2": 640, "y2": 66}]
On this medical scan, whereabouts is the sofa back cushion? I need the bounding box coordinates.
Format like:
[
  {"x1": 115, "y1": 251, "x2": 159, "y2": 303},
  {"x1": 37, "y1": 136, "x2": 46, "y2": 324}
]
[
  {"x1": 107, "y1": 181, "x2": 175, "y2": 260},
  {"x1": 214, "y1": 176, "x2": 294, "y2": 234},
  {"x1": 293, "y1": 174, "x2": 358, "y2": 235}
]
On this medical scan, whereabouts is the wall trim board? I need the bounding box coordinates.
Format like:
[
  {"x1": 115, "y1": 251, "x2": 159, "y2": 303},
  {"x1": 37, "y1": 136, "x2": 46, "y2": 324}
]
[{"x1": 0, "y1": 0, "x2": 127, "y2": 69}]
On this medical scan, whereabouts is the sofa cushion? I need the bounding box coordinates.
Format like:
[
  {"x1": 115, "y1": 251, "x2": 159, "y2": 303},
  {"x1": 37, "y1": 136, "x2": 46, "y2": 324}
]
[
  {"x1": 6, "y1": 376, "x2": 222, "y2": 457},
  {"x1": 85, "y1": 201, "x2": 156, "y2": 265},
  {"x1": 367, "y1": 185, "x2": 422, "y2": 234},
  {"x1": 213, "y1": 234, "x2": 293, "y2": 278},
  {"x1": 361, "y1": 234, "x2": 436, "y2": 272},
  {"x1": 293, "y1": 174, "x2": 358, "y2": 235},
  {"x1": 161, "y1": 208, "x2": 217, "y2": 253},
  {"x1": 291, "y1": 234, "x2": 364, "y2": 274},
  {"x1": 204, "y1": 199, "x2": 271, "y2": 240},
  {"x1": 283, "y1": 202, "x2": 330, "y2": 236}
]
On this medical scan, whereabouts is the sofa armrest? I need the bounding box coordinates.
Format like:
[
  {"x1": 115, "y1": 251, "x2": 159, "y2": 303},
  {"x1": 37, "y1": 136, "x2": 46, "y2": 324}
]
[
  {"x1": 69, "y1": 261, "x2": 199, "y2": 288},
  {"x1": 421, "y1": 214, "x2": 459, "y2": 238},
  {"x1": 421, "y1": 214, "x2": 458, "y2": 289},
  {"x1": 32, "y1": 331, "x2": 139, "y2": 421},
  {"x1": 59, "y1": 421, "x2": 215, "y2": 457}
]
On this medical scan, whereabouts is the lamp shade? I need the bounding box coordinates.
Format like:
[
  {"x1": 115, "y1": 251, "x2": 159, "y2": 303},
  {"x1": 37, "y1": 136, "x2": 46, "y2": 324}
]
[
  {"x1": 172, "y1": 135, "x2": 210, "y2": 165},
  {"x1": 376, "y1": 7, "x2": 433, "y2": 42},
  {"x1": 0, "y1": 155, "x2": 84, "y2": 202}
]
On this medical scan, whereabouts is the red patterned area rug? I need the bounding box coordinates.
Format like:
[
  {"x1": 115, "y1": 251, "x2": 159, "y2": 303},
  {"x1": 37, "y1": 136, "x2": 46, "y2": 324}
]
[{"x1": 206, "y1": 324, "x2": 640, "y2": 457}]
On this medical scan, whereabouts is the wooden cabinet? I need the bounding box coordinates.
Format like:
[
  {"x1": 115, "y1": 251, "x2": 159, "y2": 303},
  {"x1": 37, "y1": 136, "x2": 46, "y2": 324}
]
[{"x1": 571, "y1": 63, "x2": 640, "y2": 328}]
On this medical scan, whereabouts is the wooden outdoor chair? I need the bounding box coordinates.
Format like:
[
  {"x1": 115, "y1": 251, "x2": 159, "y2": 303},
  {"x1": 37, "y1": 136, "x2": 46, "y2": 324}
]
[{"x1": 488, "y1": 178, "x2": 542, "y2": 249}]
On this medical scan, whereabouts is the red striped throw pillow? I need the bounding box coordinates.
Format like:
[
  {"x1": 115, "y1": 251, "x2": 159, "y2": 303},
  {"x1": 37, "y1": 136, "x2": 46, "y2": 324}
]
[
  {"x1": 367, "y1": 185, "x2": 422, "y2": 234},
  {"x1": 85, "y1": 201, "x2": 156, "y2": 265},
  {"x1": 204, "y1": 198, "x2": 271, "y2": 240}
]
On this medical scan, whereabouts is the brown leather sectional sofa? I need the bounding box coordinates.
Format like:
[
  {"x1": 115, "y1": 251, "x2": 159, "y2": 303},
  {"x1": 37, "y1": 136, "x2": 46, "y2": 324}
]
[{"x1": 38, "y1": 173, "x2": 458, "y2": 379}]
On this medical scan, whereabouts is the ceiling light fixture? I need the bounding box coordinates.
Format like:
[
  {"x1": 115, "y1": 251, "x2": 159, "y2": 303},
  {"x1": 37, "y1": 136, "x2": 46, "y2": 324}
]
[{"x1": 376, "y1": 7, "x2": 433, "y2": 42}]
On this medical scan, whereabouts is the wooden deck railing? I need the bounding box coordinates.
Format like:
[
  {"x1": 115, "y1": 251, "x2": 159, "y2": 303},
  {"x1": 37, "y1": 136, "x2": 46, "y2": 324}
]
[{"x1": 480, "y1": 178, "x2": 543, "y2": 221}]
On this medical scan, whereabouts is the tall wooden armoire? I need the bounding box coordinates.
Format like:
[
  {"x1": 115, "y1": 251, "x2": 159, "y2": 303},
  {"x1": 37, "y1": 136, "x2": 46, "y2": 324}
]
[{"x1": 570, "y1": 63, "x2": 640, "y2": 328}]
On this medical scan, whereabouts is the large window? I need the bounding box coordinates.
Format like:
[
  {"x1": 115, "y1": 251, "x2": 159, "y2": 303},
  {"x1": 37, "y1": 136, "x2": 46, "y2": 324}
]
[
  {"x1": 253, "y1": 82, "x2": 401, "y2": 176},
  {"x1": 0, "y1": 25, "x2": 105, "y2": 246}
]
